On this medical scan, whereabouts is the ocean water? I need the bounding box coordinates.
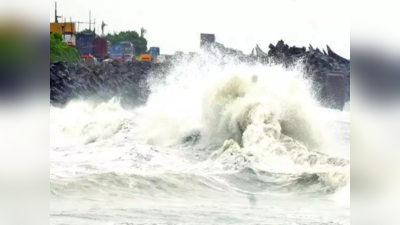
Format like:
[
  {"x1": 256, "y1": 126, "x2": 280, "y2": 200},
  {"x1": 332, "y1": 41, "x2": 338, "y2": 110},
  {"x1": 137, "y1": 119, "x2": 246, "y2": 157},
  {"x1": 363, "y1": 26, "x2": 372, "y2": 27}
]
[{"x1": 50, "y1": 59, "x2": 350, "y2": 225}]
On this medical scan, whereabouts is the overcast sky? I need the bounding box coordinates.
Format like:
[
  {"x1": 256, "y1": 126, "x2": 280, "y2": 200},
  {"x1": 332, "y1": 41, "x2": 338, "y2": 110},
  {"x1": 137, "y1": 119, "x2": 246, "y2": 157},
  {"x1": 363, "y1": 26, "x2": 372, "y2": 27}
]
[{"x1": 49, "y1": 0, "x2": 350, "y2": 57}]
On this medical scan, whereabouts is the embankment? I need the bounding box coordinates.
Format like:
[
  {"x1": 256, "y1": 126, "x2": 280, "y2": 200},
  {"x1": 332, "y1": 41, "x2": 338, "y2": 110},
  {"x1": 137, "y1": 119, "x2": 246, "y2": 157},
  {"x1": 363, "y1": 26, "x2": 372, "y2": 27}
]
[
  {"x1": 50, "y1": 41, "x2": 350, "y2": 110},
  {"x1": 50, "y1": 61, "x2": 170, "y2": 106}
]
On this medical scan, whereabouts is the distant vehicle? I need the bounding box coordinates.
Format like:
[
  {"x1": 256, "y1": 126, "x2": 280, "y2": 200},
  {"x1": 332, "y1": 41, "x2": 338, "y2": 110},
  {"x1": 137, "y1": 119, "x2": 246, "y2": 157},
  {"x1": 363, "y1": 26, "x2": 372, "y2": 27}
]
[
  {"x1": 109, "y1": 42, "x2": 135, "y2": 62},
  {"x1": 81, "y1": 55, "x2": 97, "y2": 66},
  {"x1": 75, "y1": 33, "x2": 95, "y2": 56},
  {"x1": 140, "y1": 53, "x2": 151, "y2": 62},
  {"x1": 110, "y1": 44, "x2": 124, "y2": 62},
  {"x1": 156, "y1": 55, "x2": 166, "y2": 63},
  {"x1": 149, "y1": 47, "x2": 160, "y2": 62},
  {"x1": 102, "y1": 59, "x2": 112, "y2": 63},
  {"x1": 120, "y1": 41, "x2": 135, "y2": 62},
  {"x1": 93, "y1": 37, "x2": 108, "y2": 61}
]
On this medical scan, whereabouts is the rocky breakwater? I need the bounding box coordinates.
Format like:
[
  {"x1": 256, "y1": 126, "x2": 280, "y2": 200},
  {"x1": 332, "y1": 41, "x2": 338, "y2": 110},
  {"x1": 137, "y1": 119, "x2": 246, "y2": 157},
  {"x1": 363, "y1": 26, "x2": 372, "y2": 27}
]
[
  {"x1": 51, "y1": 40, "x2": 350, "y2": 110},
  {"x1": 203, "y1": 40, "x2": 350, "y2": 110},
  {"x1": 266, "y1": 41, "x2": 350, "y2": 87},
  {"x1": 265, "y1": 40, "x2": 350, "y2": 110},
  {"x1": 50, "y1": 61, "x2": 168, "y2": 106}
]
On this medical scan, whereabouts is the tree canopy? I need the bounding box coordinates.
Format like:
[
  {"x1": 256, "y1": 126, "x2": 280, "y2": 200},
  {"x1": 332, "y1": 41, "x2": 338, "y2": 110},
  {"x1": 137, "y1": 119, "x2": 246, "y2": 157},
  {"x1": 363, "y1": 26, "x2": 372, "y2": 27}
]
[
  {"x1": 77, "y1": 29, "x2": 95, "y2": 35},
  {"x1": 106, "y1": 31, "x2": 147, "y2": 55},
  {"x1": 50, "y1": 33, "x2": 80, "y2": 63}
]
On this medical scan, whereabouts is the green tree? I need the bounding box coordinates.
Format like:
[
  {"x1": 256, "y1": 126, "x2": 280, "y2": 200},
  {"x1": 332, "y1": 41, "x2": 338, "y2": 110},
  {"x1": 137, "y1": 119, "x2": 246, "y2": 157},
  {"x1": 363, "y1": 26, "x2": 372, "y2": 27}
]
[
  {"x1": 78, "y1": 29, "x2": 96, "y2": 35},
  {"x1": 106, "y1": 30, "x2": 148, "y2": 55},
  {"x1": 50, "y1": 33, "x2": 80, "y2": 63}
]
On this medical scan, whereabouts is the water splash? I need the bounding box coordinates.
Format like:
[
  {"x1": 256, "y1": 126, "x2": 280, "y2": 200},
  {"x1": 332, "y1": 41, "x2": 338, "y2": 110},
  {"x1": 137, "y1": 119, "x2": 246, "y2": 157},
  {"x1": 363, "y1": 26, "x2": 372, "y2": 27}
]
[
  {"x1": 50, "y1": 98, "x2": 132, "y2": 147},
  {"x1": 138, "y1": 57, "x2": 349, "y2": 194}
]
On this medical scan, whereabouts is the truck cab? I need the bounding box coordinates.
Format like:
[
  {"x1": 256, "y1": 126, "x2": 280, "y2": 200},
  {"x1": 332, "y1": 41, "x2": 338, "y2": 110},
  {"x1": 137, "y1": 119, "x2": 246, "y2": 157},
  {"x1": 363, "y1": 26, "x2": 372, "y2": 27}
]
[
  {"x1": 120, "y1": 41, "x2": 135, "y2": 62},
  {"x1": 110, "y1": 44, "x2": 124, "y2": 62},
  {"x1": 140, "y1": 53, "x2": 151, "y2": 62}
]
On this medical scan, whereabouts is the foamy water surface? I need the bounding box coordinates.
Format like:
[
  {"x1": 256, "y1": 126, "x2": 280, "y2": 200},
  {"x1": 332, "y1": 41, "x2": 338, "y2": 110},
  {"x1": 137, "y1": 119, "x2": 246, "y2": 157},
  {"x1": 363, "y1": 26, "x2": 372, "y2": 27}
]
[{"x1": 50, "y1": 60, "x2": 350, "y2": 225}]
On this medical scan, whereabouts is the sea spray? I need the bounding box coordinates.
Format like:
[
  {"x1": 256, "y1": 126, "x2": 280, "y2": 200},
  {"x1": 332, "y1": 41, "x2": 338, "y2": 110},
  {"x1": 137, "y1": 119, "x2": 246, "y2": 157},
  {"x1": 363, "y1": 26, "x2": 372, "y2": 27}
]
[
  {"x1": 50, "y1": 98, "x2": 132, "y2": 147},
  {"x1": 138, "y1": 58, "x2": 349, "y2": 193}
]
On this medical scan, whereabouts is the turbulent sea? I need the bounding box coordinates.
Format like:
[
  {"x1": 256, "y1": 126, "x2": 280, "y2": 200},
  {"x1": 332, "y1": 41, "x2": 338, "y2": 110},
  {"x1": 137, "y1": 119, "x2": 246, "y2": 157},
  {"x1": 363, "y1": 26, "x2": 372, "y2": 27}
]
[{"x1": 50, "y1": 59, "x2": 350, "y2": 225}]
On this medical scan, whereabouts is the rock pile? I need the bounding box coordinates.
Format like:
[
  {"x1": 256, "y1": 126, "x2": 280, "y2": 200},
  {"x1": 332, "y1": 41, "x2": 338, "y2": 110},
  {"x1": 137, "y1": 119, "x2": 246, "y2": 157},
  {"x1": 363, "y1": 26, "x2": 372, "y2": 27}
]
[
  {"x1": 50, "y1": 40, "x2": 350, "y2": 110},
  {"x1": 50, "y1": 61, "x2": 165, "y2": 106},
  {"x1": 267, "y1": 40, "x2": 350, "y2": 84},
  {"x1": 204, "y1": 40, "x2": 350, "y2": 109},
  {"x1": 265, "y1": 40, "x2": 350, "y2": 109}
]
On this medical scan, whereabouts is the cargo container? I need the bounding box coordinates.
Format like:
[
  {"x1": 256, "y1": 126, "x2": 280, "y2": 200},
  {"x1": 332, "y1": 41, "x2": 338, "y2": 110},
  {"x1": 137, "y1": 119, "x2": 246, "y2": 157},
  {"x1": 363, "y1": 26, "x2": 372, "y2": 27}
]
[
  {"x1": 149, "y1": 47, "x2": 160, "y2": 62},
  {"x1": 93, "y1": 37, "x2": 108, "y2": 61},
  {"x1": 75, "y1": 33, "x2": 95, "y2": 56}
]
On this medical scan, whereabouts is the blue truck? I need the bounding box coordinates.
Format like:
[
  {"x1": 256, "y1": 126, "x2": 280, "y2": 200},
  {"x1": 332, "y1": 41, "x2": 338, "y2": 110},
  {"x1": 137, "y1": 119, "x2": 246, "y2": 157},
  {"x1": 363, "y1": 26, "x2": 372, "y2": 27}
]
[
  {"x1": 75, "y1": 33, "x2": 95, "y2": 56},
  {"x1": 110, "y1": 42, "x2": 135, "y2": 62},
  {"x1": 148, "y1": 47, "x2": 160, "y2": 62},
  {"x1": 109, "y1": 44, "x2": 124, "y2": 62}
]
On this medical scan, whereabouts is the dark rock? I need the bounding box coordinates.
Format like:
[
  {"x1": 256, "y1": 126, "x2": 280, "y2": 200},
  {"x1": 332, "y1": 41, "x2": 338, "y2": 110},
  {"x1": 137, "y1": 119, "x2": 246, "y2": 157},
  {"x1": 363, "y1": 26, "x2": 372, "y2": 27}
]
[
  {"x1": 50, "y1": 61, "x2": 157, "y2": 106},
  {"x1": 265, "y1": 40, "x2": 350, "y2": 110},
  {"x1": 50, "y1": 40, "x2": 350, "y2": 110}
]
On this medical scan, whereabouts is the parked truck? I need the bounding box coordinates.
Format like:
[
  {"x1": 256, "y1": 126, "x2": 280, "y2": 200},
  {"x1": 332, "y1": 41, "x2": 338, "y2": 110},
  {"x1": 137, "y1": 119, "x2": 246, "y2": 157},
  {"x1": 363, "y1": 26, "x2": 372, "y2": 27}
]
[
  {"x1": 120, "y1": 41, "x2": 135, "y2": 62},
  {"x1": 156, "y1": 55, "x2": 167, "y2": 63},
  {"x1": 93, "y1": 37, "x2": 108, "y2": 61},
  {"x1": 110, "y1": 44, "x2": 124, "y2": 62},
  {"x1": 139, "y1": 47, "x2": 160, "y2": 62},
  {"x1": 75, "y1": 33, "x2": 95, "y2": 56},
  {"x1": 140, "y1": 53, "x2": 151, "y2": 62},
  {"x1": 149, "y1": 47, "x2": 160, "y2": 62},
  {"x1": 110, "y1": 42, "x2": 135, "y2": 62}
]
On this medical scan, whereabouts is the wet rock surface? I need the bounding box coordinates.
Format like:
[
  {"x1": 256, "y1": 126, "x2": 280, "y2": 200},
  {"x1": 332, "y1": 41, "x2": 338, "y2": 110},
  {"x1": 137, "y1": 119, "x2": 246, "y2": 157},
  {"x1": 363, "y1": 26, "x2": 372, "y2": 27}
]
[
  {"x1": 50, "y1": 61, "x2": 168, "y2": 106},
  {"x1": 51, "y1": 41, "x2": 350, "y2": 110},
  {"x1": 266, "y1": 40, "x2": 350, "y2": 90},
  {"x1": 202, "y1": 40, "x2": 350, "y2": 109},
  {"x1": 263, "y1": 40, "x2": 350, "y2": 109}
]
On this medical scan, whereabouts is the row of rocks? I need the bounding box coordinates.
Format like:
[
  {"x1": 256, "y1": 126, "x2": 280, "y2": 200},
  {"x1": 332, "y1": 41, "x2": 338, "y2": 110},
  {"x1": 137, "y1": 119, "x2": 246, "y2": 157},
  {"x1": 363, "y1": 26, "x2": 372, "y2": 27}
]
[
  {"x1": 202, "y1": 40, "x2": 350, "y2": 109},
  {"x1": 261, "y1": 40, "x2": 350, "y2": 109},
  {"x1": 51, "y1": 40, "x2": 350, "y2": 110},
  {"x1": 266, "y1": 40, "x2": 350, "y2": 85},
  {"x1": 50, "y1": 61, "x2": 167, "y2": 106}
]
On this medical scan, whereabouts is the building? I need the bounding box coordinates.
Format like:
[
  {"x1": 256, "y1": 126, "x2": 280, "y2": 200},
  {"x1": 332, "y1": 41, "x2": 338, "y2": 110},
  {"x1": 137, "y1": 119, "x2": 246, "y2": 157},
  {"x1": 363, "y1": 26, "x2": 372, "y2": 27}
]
[
  {"x1": 50, "y1": 22, "x2": 77, "y2": 46},
  {"x1": 200, "y1": 33, "x2": 216, "y2": 49}
]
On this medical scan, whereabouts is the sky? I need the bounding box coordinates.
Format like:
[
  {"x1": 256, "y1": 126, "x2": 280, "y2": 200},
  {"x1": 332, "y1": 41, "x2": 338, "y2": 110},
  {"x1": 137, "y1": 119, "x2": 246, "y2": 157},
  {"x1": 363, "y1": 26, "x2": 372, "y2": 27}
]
[{"x1": 49, "y1": 0, "x2": 350, "y2": 57}]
